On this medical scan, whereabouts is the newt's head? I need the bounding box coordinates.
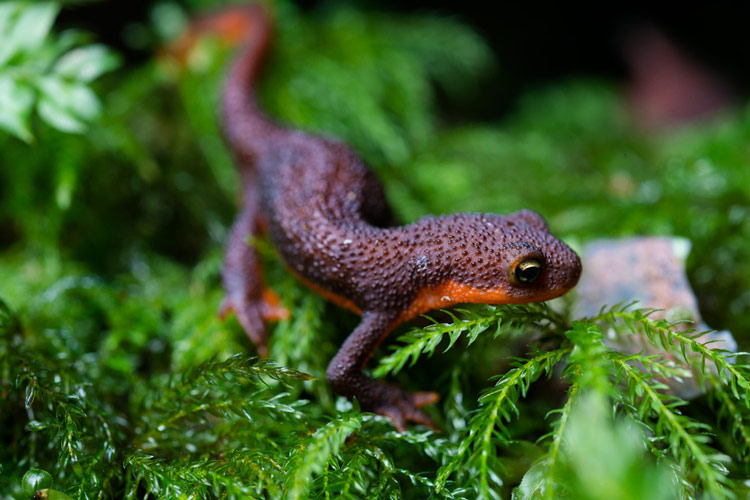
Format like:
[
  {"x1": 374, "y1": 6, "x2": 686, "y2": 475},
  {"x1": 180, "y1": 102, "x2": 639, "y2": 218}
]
[
  {"x1": 481, "y1": 209, "x2": 582, "y2": 303},
  {"x1": 407, "y1": 210, "x2": 581, "y2": 311}
]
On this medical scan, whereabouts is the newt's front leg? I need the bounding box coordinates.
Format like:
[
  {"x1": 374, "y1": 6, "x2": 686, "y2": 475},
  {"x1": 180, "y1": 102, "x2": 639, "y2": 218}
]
[
  {"x1": 221, "y1": 176, "x2": 288, "y2": 355},
  {"x1": 326, "y1": 312, "x2": 439, "y2": 431}
]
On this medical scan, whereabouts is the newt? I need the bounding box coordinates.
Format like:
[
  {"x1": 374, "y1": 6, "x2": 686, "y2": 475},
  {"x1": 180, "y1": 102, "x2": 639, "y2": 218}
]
[{"x1": 180, "y1": 5, "x2": 582, "y2": 430}]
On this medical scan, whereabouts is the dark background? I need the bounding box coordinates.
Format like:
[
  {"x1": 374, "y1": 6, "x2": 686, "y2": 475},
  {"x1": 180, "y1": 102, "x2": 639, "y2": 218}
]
[{"x1": 58, "y1": 1, "x2": 750, "y2": 120}]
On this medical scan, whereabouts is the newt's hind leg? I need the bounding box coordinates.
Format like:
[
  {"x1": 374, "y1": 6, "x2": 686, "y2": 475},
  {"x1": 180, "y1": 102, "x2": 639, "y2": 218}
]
[{"x1": 220, "y1": 178, "x2": 288, "y2": 356}]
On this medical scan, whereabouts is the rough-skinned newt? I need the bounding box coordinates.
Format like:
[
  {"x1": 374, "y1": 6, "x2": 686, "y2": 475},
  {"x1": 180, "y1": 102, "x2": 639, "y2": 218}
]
[{"x1": 184, "y1": 4, "x2": 582, "y2": 430}]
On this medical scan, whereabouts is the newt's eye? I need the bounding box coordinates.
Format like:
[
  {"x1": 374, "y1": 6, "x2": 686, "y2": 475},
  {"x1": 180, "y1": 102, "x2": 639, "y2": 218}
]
[{"x1": 514, "y1": 258, "x2": 542, "y2": 284}]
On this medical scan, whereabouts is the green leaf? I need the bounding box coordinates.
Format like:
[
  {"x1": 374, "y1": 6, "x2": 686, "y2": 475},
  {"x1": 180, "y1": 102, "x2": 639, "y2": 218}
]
[
  {"x1": 55, "y1": 44, "x2": 120, "y2": 82},
  {"x1": 36, "y1": 76, "x2": 101, "y2": 133},
  {"x1": 0, "y1": 2, "x2": 59, "y2": 66},
  {"x1": 0, "y1": 73, "x2": 34, "y2": 141},
  {"x1": 513, "y1": 458, "x2": 548, "y2": 500},
  {"x1": 22, "y1": 469, "x2": 53, "y2": 497},
  {"x1": 37, "y1": 95, "x2": 86, "y2": 133}
]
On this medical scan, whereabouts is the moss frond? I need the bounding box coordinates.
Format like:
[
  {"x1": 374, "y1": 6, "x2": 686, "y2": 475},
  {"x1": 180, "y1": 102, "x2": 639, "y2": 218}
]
[
  {"x1": 709, "y1": 376, "x2": 750, "y2": 472},
  {"x1": 612, "y1": 358, "x2": 732, "y2": 499},
  {"x1": 375, "y1": 303, "x2": 564, "y2": 378},
  {"x1": 436, "y1": 346, "x2": 571, "y2": 498},
  {"x1": 283, "y1": 411, "x2": 363, "y2": 500},
  {"x1": 596, "y1": 306, "x2": 750, "y2": 399}
]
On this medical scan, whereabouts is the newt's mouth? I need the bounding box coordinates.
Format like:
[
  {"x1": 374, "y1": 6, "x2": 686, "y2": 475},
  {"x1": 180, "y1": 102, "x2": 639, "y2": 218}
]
[
  {"x1": 465, "y1": 283, "x2": 576, "y2": 305},
  {"x1": 397, "y1": 277, "x2": 579, "y2": 324}
]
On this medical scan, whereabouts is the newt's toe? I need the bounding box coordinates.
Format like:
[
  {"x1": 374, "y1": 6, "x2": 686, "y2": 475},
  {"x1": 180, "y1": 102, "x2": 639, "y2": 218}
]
[
  {"x1": 413, "y1": 391, "x2": 440, "y2": 408},
  {"x1": 374, "y1": 388, "x2": 439, "y2": 432},
  {"x1": 260, "y1": 288, "x2": 290, "y2": 322}
]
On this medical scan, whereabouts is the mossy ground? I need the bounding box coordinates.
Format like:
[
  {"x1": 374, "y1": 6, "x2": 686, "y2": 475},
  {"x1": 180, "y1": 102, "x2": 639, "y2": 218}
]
[{"x1": 1, "y1": 1, "x2": 749, "y2": 499}]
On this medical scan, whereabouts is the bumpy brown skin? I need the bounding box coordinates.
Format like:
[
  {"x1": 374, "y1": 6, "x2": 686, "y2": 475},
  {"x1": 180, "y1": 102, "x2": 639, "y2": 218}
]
[{"x1": 214, "y1": 5, "x2": 582, "y2": 430}]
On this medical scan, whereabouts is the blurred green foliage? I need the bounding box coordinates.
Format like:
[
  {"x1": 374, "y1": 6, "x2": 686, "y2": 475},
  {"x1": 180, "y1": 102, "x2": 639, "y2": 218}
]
[
  {"x1": 0, "y1": 2, "x2": 119, "y2": 142},
  {"x1": 0, "y1": 1, "x2": 749, "y2": 499}
]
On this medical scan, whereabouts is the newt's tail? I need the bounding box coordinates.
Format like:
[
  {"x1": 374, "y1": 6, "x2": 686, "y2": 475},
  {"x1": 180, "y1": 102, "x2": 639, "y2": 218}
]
[{"x1": 171, "y1": 4, "x2": 279, "y2": 162}]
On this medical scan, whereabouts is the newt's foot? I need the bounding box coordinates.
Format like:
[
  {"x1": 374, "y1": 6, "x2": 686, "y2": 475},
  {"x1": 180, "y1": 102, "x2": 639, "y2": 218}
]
[
  {"x1": 219, "y1": 295, "x2": 268, "y2": 356},
  {"x1": 260, "y1": 288, "x2": 290, "y2": 322},
  {"x1": 219, "y1": 288, "x2": 289, "y2": 357},
  {"x1": 370, "y1": 386, "x2": 439, "y2": 432}
]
